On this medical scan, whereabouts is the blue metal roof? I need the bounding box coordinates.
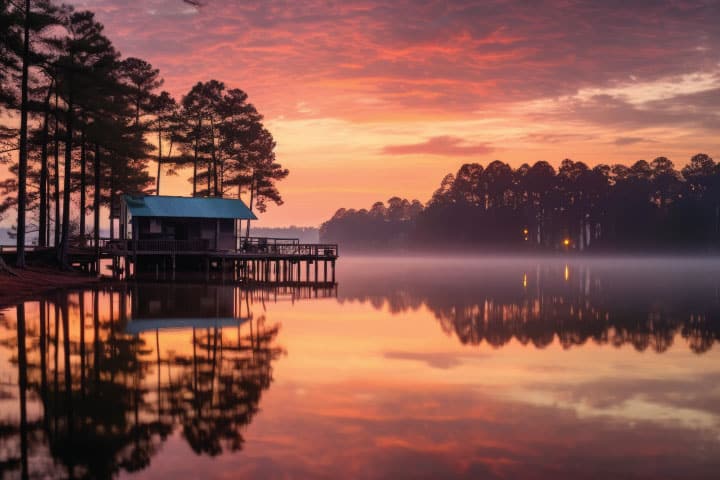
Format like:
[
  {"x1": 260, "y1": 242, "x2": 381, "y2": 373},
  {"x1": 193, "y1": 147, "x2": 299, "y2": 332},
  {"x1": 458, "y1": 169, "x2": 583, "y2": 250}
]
[{"x1": 123, "y1": 195, "x2": 258, "y2": 220}]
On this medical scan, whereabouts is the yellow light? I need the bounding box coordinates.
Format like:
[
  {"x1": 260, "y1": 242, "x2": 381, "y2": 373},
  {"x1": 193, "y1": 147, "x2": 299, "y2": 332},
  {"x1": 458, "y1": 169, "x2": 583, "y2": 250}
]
[
  {"x1": 564, "y1": 265, "x2": 569, "y2": 281},
  {"x1": 523, "y1": 228, "x2": 528, "y2": 235},
  {"x1": 522, "y1": 273, "x2": 527, "y2": 288},
  {"x1": 563, "y1": 238, "x2": 570, "y2": 246}
]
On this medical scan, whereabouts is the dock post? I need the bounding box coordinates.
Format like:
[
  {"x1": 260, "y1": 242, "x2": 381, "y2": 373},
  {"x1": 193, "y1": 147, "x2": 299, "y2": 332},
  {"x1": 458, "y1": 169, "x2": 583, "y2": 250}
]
[
  {"x1": 172, "y1": 254, "x2": 176, "y2": 281},
  {"x1": 332, "y1": 260, "x2": 336, "y2": 283},
  {"x1": 324, "y1": 260, "x2": 328, "y2": 283},
  {"x1": 306, "y1": 261, "x2": 310, "y2": 283},
  {"x1": 314, "y1": 258, "x2": 319, "y2": 283}
]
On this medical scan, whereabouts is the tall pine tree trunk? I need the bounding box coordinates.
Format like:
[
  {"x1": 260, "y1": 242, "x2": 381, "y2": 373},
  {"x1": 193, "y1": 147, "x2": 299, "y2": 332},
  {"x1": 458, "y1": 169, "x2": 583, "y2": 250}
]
[
  {"x1": 38, "y1": 82, "x2": 53, "y2": 248},
  {"x1": 59, "y1": 88, "x2": 73, "y2": 268},
  {"x1": 15, "y1": 0, "x2": 31, "y2": 268},
  {"x1": 210, "y1": 118, "x2": 218, "y2": 196},
  {"x1": 156, "y1": 127, "x2": 162, "y2": 195},
  {"x1": 244, "y1": 177, "x2": 255, "y2": 240},
  {"x1": 207, "y1": 158, "x2": 211, "y2": 194},
  {"x1": 79, "y1": 125, "x2": 86, "y2": 245},
  {"x1": 53, "y1": 91, "x2": 61, "y2": 248},
  {"x1": 109, "y1": 169, "x2": 115, "y2": 240},
  {"x1": 94, "y1": 144, "x2": 101, "y2": 259},
  {"x1": 192, "y1": 118, "x2": 201, "y2": 196}
]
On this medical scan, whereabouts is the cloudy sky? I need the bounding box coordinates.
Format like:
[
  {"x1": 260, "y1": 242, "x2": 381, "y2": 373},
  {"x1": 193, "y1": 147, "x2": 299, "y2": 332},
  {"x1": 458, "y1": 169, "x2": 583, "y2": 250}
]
[{"x1": 72, "y1": 0, "x2": 719, "y2": 226}]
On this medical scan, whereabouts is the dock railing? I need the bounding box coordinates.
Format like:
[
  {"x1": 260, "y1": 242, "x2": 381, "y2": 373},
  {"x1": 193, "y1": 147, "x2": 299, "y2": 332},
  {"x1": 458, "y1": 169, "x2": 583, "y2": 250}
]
[
  {"x1": 238, "y1": 237, "x2": 337, "y2": 257},
  {"x1": 103, "y1": 239, "x2": 211, "y2": 252},
  {"x1": 97, "y1": 236, "x2": 338, "y2": 258}
]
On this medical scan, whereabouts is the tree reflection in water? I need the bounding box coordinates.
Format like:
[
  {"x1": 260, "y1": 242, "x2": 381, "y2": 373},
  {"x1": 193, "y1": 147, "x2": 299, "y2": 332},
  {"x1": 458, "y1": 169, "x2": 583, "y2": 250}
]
[
  {"x1": 338, "y1": 260, "x2": 720, "y2": 353},
  {"x1": 0, "y1": 284, "x2": 290, "y2": 479}
]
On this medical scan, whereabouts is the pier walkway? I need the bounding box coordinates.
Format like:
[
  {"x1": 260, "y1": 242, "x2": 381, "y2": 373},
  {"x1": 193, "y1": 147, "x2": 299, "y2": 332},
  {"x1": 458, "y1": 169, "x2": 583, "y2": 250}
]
[{"x1": 0, "y1": 237, "x2": 339, "y2": 284}]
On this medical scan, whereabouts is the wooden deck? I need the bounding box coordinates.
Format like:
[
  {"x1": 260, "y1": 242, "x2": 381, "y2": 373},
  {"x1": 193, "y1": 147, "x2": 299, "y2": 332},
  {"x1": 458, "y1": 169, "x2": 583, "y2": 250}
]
[
  {"x1": 103, "y1": 236, "x2": 338, "y2": 283},
  {"x1": 1, "y1": 237, "x2": 340, "y2": 284}
]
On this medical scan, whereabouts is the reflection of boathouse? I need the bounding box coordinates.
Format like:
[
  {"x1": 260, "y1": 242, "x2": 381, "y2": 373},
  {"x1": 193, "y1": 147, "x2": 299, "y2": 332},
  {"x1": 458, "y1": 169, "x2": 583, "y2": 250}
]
[{"x1": 127, "y1": 283, "x2": 246, "y2": 334}]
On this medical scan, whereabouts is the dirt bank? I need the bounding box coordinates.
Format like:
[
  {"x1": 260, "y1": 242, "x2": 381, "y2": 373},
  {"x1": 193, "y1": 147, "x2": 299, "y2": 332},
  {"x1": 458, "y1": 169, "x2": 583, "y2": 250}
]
[{"x1": 0, "y1": 266, "x2": 100, "y2": 309}]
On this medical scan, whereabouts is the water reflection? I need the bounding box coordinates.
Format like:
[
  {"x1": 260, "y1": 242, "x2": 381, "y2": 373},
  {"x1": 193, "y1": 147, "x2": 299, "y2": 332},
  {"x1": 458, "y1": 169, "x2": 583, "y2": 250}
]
[
  {"x1": 2, "y1": 259, "x2": 720, "y2": 479},
  {"x1": 0, "y1": 283, "x2": 329, "y2": 479},
  {"x1": 337, "y1": 258, "x2": 720, "y2": 353}
]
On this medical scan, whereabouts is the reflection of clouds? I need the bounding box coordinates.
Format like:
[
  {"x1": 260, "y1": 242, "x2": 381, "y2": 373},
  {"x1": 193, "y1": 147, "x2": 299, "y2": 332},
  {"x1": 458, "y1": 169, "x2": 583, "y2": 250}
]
[
  {"x1": 514, "y1": 373, "x2": 720, "y2": 431},
  {"x1": 383, "y1": 351, "x2": 489, "y2": 370},
  {"x1": 209, "y1": 383, "x2": 720, "y2": 479}
]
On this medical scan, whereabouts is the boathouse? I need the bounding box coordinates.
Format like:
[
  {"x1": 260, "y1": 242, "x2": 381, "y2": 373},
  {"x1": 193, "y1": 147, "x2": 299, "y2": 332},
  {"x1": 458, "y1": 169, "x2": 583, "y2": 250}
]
[
  {"x1": 107, "y1": 194, "x2": 339, "y2": 283},
  {"x1": 121, "y1": 194, "x2": 256, "y2": 251}
]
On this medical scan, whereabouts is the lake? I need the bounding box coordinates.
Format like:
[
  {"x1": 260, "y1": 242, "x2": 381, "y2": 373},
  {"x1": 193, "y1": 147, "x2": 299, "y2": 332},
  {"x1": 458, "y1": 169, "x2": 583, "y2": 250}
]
[{"x1": 1, "y1": 256, "x2": 719, "y2": 479}]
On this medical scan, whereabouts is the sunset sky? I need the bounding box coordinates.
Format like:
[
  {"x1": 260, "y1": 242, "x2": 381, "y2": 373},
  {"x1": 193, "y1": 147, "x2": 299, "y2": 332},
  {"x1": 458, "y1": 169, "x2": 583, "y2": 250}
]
[{"x1": 30, "y1": 1, "x2": 720, "y2": 225}]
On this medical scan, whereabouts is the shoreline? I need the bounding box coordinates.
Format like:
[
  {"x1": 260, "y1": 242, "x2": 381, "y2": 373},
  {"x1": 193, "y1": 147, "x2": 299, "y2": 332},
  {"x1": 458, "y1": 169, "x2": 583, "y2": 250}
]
[{"x1": 0, "y1": 266, "x2": 101, "y2": 310}]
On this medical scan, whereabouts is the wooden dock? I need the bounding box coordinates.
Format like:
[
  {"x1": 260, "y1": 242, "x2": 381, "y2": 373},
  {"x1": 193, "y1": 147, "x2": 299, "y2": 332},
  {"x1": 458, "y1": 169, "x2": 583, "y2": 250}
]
[
  {"x1": 0, "y1": 237, "x2": 339, "y2": 284},
  {"x1": 105, "y1": 236, "x2": 338, "y2": 283}
]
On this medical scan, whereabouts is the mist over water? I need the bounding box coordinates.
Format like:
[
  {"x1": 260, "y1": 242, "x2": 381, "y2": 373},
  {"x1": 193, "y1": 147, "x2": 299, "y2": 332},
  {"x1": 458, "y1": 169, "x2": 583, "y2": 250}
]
[{"x1": 1, "y1": 255, "x2": 719, "y2": 479}]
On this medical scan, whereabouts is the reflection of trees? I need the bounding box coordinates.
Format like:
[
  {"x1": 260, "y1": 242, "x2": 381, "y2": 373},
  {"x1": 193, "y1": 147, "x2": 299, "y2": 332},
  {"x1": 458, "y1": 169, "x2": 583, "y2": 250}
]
[
  {"x1": 0, "y1": 286, "x2": 283, "y2": 478},
  {"x1": 429, "y1": 298, "x2": 693, "y2": 353},
  {"x1": 168, "y1": 318, "x2": 281, "y2": 456},
  {"x1": 339, "y1": 263, "x2": 720, "y2": 353}
]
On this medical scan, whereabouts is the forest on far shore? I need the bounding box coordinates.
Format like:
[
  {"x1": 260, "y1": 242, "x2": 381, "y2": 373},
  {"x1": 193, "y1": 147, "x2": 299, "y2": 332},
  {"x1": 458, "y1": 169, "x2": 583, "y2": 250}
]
[{"x1": 320, "y1": 155, "x2": 720, "y2": 252}]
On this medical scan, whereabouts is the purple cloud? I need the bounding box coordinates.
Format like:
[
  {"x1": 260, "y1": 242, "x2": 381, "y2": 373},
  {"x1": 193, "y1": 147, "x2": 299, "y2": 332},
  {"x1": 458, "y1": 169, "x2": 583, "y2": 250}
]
[{"x1": 614, "y1": 136, "x2": 651, "y2": 146}]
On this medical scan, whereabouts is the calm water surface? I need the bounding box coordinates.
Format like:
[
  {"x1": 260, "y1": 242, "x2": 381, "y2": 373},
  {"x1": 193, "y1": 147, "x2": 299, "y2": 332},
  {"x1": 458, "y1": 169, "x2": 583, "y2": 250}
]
[{"x1": 1, "y1": 256, "x2": 720, "y2": 479}]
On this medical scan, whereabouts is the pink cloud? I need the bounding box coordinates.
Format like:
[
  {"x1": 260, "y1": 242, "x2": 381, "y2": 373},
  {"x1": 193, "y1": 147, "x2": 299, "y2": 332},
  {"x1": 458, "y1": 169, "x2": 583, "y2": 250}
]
[
  {"x1": 75, "y1": 0, "x2": 720, "y2": 121},
  {"x1": 383, "y1": 136, "x2": 493, "y2": 157}
]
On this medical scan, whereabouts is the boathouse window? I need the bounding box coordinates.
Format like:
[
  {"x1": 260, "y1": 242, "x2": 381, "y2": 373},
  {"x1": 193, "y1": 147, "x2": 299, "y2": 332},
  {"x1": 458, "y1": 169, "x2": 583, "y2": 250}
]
[{"x1": 149, "y1": 218, "x2": 161, "y2": 234}]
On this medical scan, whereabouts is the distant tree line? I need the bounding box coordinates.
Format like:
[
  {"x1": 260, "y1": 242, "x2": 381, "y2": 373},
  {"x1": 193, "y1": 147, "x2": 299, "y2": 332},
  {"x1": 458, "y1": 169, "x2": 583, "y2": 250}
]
[
  {"x1": 321, "y1": 155, "x2": 720, "y2": 252},
  {"x1": 0, "y1": 0, "x2": 286, "y2": 268}
]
